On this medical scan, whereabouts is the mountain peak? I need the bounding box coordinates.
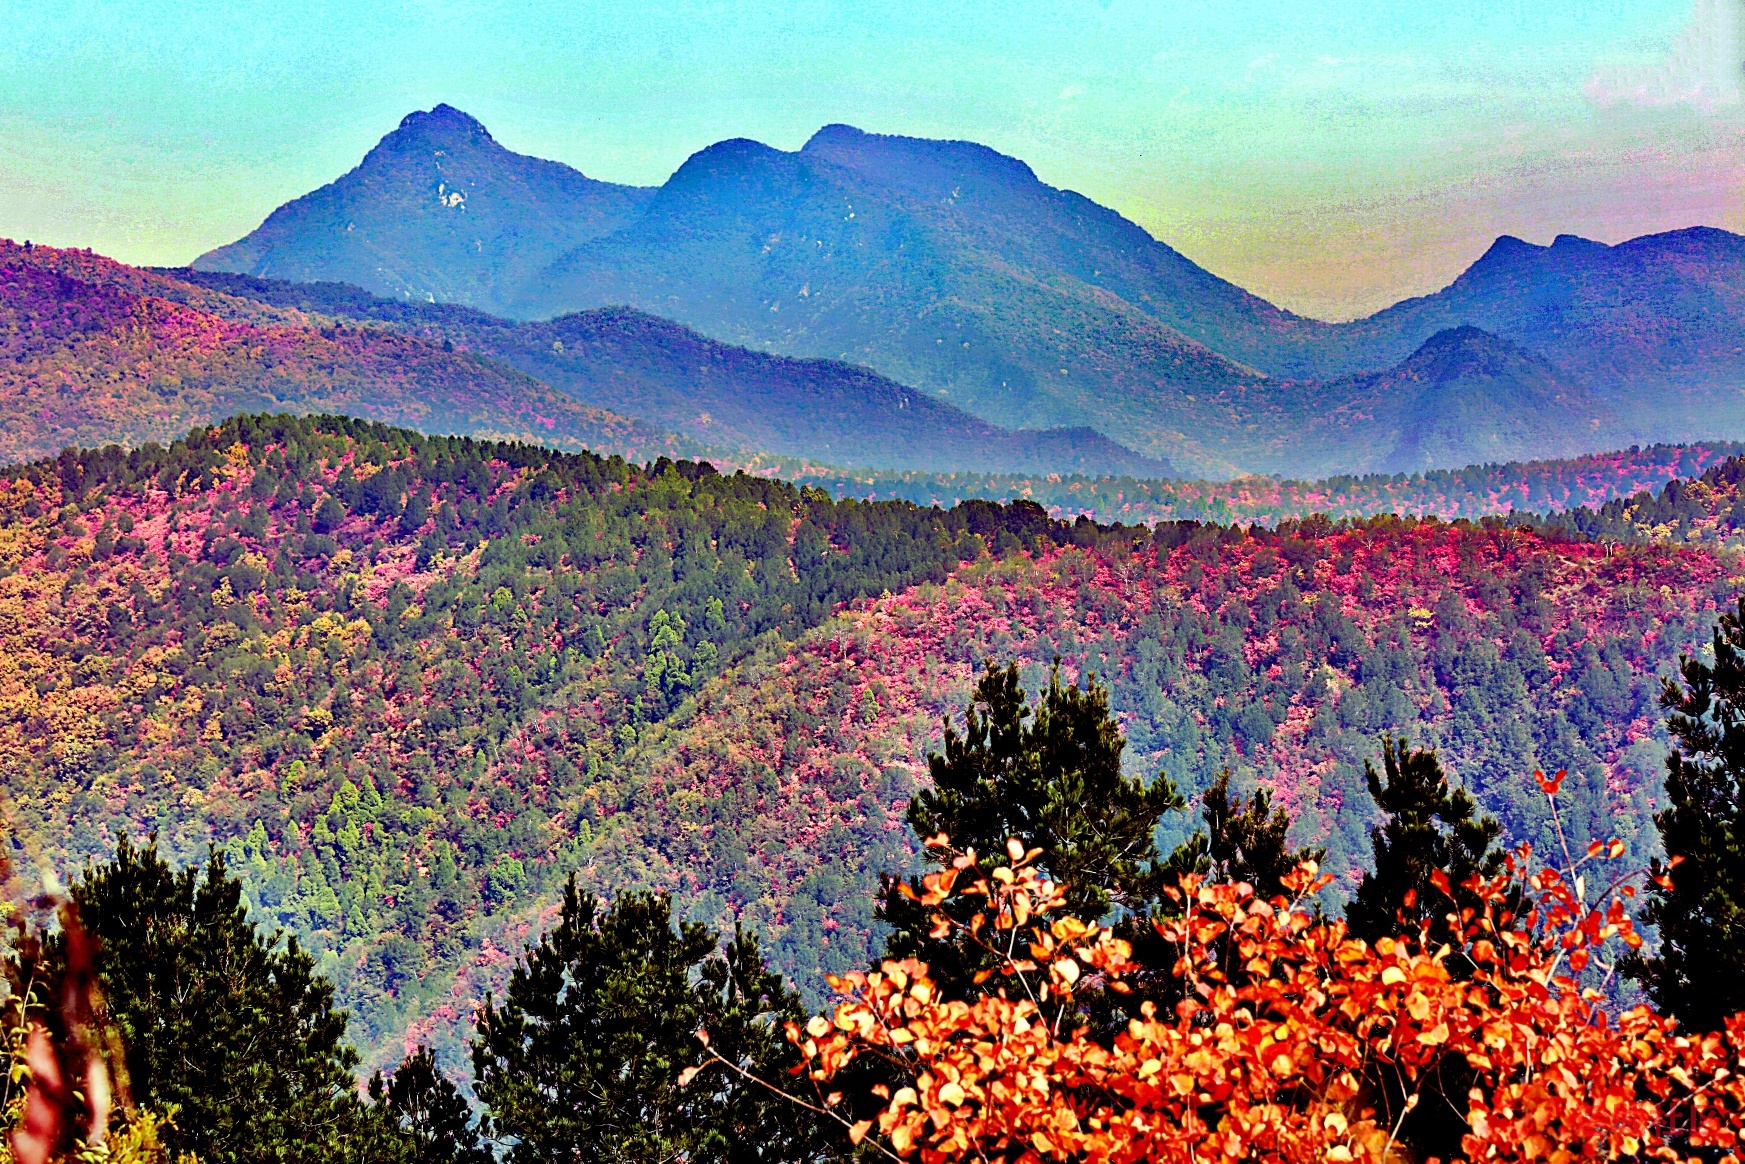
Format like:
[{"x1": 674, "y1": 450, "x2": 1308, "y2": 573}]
[
  {"x1": 799, "y1": 124, "x2": 872, "y2": 153},
  {"x1": 1551, "y1": 233, "x2": 1608, "y2": 253},
  {"x1": 1476, "y1": 235, "x2": 1541, "y2": 263},
  {"x1": 802, "y1": 124, "x2": 1040, "y2": 193},
  {"x1": 1414, "y1": 323, "x2": 1493, "y2": 348},
  {"x1": 805, "y1": 123, "x2": 869, "y2": 147},
  {"x1": 689, "y1": 136, "x2": 783, "y2": 162},
  {"x1": 388, "y1": 104, "x2": 494, "y2": 146},
  {"x1": 1462, "y1": 232, "x2": 1611, "y2": 278},
  {"x1": 1409, "y1": 323, "x2": 1515, "y2": 355},
  {"x1": 191, "y1": 103, "x2": 652, "y2": 313},
  {"x1": 1402, "y1": 325, "x2": 1548, "y2": 379},
  {"x1": 659, "y1": 137, "x2": 792, "y2": 191},
  {"x1": 1451, "y1": 235, "x2": 1565, "y2": 290}
]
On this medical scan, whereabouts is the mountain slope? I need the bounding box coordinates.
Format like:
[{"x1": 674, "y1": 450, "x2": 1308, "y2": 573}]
[
  {"x1": 1262, "y1": 327, "x2": 1619, "y2": 476},
  {"x1": 523, "y1": 134, "x2": 1745, "y2": 453},
  {"x1": 192, "y1": 105, "x2": 653, "y2": 314},
  {"x1": 795, "y1": 124, "x2": 1327, "y2": 373},
  {"x1": 3, "y1": 414, "x2": 1737, "y2": 1074},
  {"x1": 517, "y1": 130, "x2": 1262, "y2": 470},
  {"x1": 168, "y1": 270, "x2": 1175, "y2": 477},
  {"x1": 0, "y1": 240, "x2": 678, "y2": 463}
]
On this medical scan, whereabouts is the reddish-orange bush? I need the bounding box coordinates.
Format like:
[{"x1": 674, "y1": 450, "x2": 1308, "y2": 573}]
[{"x1": 733, "y1": 809, "x2": 1745, "y2": 1164}]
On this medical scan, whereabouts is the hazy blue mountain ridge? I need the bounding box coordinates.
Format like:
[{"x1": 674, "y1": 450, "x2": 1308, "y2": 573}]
[
  {"x1": 517, "y1": 128, "x2": 1270, "y2": 470},
  {"x1": 1264, "y1": 326, "x2": 1620, "y2": 477},
  {"x1": 1337, "y1": 230, "x2": 1745, "y2": 429},
  {"x1": 170, "y1": 268, "x2": 1175, "y2": 477},
  {"x1": 192, "y1": 106, "x2": 1745, "y2": 476}
]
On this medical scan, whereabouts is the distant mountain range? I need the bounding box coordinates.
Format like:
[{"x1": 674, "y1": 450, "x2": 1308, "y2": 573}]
[
  {"x1": 0, "y1": 240, "x2": 1167, "y2": 476},
  {"x1": 164, "y1": 269, "x2": 1171, "y2": 476},
  {"x1": 194, "y1": 107, "x2": 1745, "y2": 477},
  {"x1": 1324, "y1": 230, "x2": 1745, "y2": 436}
]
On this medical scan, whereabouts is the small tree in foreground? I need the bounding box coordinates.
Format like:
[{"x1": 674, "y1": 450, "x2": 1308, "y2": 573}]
[
  {"x1": 879, "y1": 661, "x2": 1188, "y2": 995},
  {"x1": 1346, "y1": 737, "x2": 1508, "y2": 948},
  {"x1": 369, "y1": 1048, "x2": 489, "y2": 1164},
  {"x1": 1343, "y1": 739, "x2": 1512, "y2": 1156},
  {"x1": 5, "y1": 838, "x2": 403, "y2": 1164},
  {"x1": 1193, "y1": 768, "x2": 1325, "y2": 901}
]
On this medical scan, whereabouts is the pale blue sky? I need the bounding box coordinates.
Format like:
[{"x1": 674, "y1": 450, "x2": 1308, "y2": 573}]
[{"x1": 0, "y1": 0, "x2": 1739, "y2": 317}]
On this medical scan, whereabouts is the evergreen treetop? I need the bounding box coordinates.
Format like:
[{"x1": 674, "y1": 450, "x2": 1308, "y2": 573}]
[
  {"x1": 7, "y1": 836, "x2": 402, "y2": 1164},
  {"x1": 902, "y1": 660, "x2": 1187, "y2": 920},
  {"x1": 1629, "y1": 596, "x2": 1745, "y2": 1031},
  {"x1": 471, "y1": 880, "x2": 833, "y2": 1164},
  {"x1": 1345, "y1": 738, "x2": 1507, "y2": 948}
]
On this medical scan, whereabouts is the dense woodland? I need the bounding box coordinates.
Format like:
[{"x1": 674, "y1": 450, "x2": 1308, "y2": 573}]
[
  {"x1": 2, "y1": 412, "x2": 1744, "y2": 1081},
  {"x1": 12, "y1": 621, "x2": 1745, "y2": 1164},
  {"x1": 1546, "y1": 449, "x2": 1745, "y2": 545},
  {"x1": 0, "y1": 413, "x2": 1092, "y2": 1068}
]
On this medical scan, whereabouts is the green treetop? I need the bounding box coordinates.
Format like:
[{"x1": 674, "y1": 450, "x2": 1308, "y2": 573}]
[{"x1": 1629, "y1": 596, "x2": 1745, "y2": 1032}]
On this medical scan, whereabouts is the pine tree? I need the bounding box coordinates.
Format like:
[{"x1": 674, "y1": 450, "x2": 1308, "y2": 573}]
[
  {"x1": 9, "y1": 837, "x2": 402, "y2": 1164},
  {"x1": 878, "y1": 661, "x2": 1189, "y2": 992},
  {"x1": 1344, "y1": 739, "x2": 1508, "y2": 1161},
  {"x1": 370, "y1": 1047, "x2": 490, "y2": 1164},
  {"x1": 1628, "y1": 596, "x2": 1745, "y2": 1032},
  {"x1": 1345, "y1": 738, "x2": 1506, "y2": 947},
  {"x1": 471, "y1": 880, "x2": 833, "y2": 1164},
  {"x1": 1196, "y1": 769, "x2": 1325, "y2": 900}
]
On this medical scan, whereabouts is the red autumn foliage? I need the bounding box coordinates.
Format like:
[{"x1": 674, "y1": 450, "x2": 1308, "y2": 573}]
[{"x1": 759, "y1": 797, "x2": 1745, "y2": 1164}]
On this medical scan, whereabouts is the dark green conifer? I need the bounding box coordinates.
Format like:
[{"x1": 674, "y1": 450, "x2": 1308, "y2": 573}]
[
  {"x1": 370, "y1": 1047, "x2": 491, "y2": 1164},
  {"x1": 879, "y1": 661, "x2": 1188, "y2": 992},
  {"x1": 1344, "y1": 739, "x2": 1508, "y2": 1164},
  {"x1": 471, "y1": 880, "x2": 833, "y2": 1164},
  {"x1": 1196, "y1": 769, "x2": 1325, "y2": 900},
  {"x1": 1628, "y1": 596, "x2": 1745, "y2": 1032},
  {"x1": 8, "y1": 837, "x2": 399, "y2": 1164},
  {"x1": 1345, "y1": 738, "x2": 1506, "y2": 947}
]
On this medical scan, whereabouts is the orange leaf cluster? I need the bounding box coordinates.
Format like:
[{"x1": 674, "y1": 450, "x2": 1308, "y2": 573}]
[{"x1": 785, "y1": 839, "x2": 1745, "y2": 1164}]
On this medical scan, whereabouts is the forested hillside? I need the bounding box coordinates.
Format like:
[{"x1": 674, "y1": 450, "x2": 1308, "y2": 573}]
[
  {"x1": 4, "y1": 239, "x2": 1171, "y2": 479},
  {"x1": 0, "y1": 413, "x2": 1075, "y2": 1070},
  {"x1": 0, "y1": 241, "x2": 680, "y2": 464},
  {"x1": 3, "y1": 412, "x2": 1743, "y2": 1077},
  {"x1": 1550, "y1": 450, "x2": 1745, "y2": 546},
  {"x1": 629, "y1": 511, "x2": 1738, "y2": 960}
]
